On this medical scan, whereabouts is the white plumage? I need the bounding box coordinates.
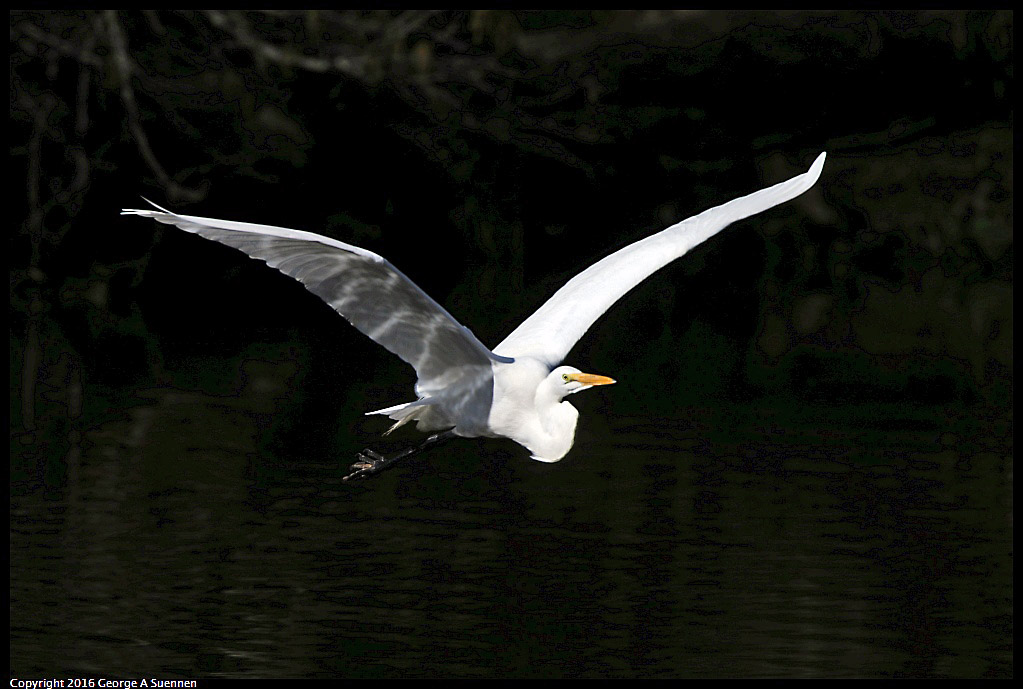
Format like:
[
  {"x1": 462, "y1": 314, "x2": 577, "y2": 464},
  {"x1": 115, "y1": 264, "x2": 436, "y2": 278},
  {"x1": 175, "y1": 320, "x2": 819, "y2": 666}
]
[{"x1": 123, "y1": 152, "x2": 825, "y2": 472}]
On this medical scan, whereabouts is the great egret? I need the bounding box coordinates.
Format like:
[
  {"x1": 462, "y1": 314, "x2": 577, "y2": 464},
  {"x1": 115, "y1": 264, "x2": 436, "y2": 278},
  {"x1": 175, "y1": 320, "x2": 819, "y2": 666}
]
[{"x1": 123, "y1": 151, "x2": 826, "y2": 480}]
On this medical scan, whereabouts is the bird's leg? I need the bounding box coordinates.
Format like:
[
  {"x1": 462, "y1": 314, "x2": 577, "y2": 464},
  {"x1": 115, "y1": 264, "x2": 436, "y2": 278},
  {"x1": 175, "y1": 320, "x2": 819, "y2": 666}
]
[{"x1": 343, "y1": 430, "x2": 457, "y2": 481}]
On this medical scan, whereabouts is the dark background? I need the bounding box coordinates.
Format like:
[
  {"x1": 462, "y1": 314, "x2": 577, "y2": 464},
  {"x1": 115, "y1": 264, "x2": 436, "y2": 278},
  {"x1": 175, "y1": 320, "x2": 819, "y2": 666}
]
[{"x1": 10, "y1": 10, "x2": 1012, "y2": 679}]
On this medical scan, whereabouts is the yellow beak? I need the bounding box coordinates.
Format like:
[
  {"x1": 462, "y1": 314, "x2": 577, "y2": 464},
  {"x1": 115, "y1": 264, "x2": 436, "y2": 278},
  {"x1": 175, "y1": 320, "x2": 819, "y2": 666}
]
[{"x1": 568, "y1": 372, "x2": 616, "y2": 386}]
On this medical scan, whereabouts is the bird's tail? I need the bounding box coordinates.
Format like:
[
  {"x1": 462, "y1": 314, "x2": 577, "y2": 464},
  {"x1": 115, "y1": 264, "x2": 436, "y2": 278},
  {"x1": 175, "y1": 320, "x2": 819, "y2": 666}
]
[{"x1": 365, "y1": 400, "x2": 430, "y2": 435}]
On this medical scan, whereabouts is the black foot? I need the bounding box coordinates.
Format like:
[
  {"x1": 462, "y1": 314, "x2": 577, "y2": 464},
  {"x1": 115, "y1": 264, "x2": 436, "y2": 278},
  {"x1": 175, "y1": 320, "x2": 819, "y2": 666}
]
[
  {"x1": 342, "y1": 431, "x2": 456, "y2": 482},
  {"x1": 343, "y1": 449, "x2": 393, "y2": 481}
]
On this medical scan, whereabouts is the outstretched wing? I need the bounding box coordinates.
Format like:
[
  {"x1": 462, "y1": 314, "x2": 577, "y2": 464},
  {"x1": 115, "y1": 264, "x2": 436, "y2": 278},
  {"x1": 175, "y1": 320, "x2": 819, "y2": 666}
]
[
  {"x1": 122, "y1": 203, "x2": 512, "y2": 432},
  {"x1": 494, "y1": 152, "x2": 827, "y2": 366}
]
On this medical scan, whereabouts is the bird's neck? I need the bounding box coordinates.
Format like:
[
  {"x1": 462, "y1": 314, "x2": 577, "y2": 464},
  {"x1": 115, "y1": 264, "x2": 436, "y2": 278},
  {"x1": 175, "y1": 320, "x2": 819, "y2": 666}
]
[
  {"x1": 533, "y1": 379, "x2": 563, "y2": 416},
  {"x1": 534, "y1": 383, "x2": 579, "y2": 442}
]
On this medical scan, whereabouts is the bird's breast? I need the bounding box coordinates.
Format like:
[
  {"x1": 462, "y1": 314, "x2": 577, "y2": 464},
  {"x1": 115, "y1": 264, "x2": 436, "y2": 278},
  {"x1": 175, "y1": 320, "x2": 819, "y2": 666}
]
[{"x1": 487, "y1": 358, "x2": 578, "y2": 461}]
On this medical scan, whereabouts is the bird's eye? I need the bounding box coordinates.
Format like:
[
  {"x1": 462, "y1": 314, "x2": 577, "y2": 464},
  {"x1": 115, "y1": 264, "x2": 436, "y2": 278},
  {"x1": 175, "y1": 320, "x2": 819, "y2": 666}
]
[{"x1": 562, "y1": 374, "x2": 570, "y2": 382}]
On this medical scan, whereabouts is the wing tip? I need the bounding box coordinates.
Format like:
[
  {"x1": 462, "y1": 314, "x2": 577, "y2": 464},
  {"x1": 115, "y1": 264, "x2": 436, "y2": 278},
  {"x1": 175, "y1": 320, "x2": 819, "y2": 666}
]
[
  {"x1": 121, "y1": 197, "x2": 174, "y2": 217},
  {"x1": 807, "y1": 151, "x2": 827, "y2": 184},
  {"x1": 141, "y1": 196, "x2": 173, "y2": 213}
]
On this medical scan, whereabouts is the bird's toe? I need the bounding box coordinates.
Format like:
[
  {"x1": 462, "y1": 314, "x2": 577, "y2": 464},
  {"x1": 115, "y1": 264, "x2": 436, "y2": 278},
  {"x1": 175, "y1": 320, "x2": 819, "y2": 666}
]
[
  {"x1": 343, "y1": 449, "x2": 390, "y2": 481},
  {"x1": 342, "y1": 463, "x2": 373, "y2": 481}
]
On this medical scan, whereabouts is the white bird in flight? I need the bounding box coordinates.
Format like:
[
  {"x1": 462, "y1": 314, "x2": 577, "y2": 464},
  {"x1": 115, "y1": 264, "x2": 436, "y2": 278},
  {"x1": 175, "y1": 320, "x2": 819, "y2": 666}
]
[{"x1": 123, "y1": 151, "x2": 826, "y2": 480}]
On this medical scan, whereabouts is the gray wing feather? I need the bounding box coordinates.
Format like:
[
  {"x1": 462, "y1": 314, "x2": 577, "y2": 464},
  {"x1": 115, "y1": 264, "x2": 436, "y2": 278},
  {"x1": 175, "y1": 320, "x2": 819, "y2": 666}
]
[{"x1": 121, "y1": 203, "x2": 510, "y2": 435}]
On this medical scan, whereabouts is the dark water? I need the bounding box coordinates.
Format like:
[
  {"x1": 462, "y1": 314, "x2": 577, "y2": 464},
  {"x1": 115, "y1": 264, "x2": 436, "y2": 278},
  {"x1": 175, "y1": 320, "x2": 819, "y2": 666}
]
[{"x1": 10, "y1": 368, "x2": 1012, "y2": 678}]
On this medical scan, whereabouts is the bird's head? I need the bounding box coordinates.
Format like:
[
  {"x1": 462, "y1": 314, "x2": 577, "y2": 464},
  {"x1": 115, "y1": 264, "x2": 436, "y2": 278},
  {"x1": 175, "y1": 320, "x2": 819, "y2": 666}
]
[{"x1": 548, "y1": 365, "x2": 616, "y2": 400}]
